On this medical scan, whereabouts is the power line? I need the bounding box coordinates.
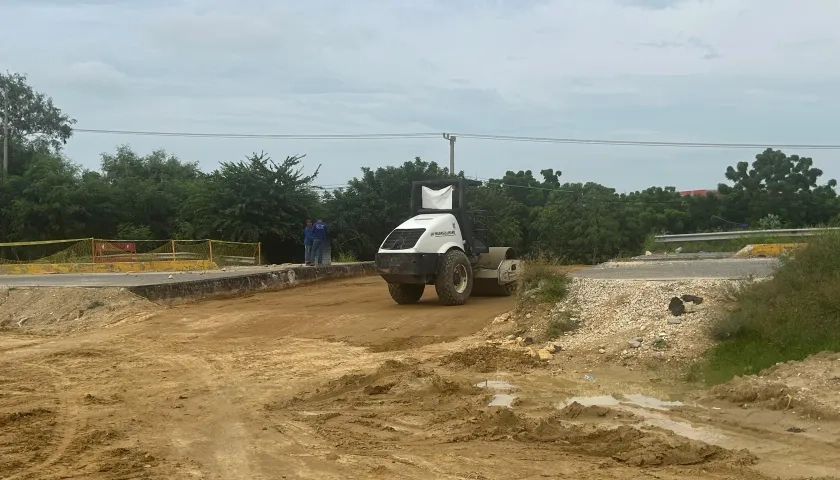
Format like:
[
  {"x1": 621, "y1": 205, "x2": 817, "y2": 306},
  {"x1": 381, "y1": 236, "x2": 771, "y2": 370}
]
[
  {"x1": 453, "y1": 133, "x2": 840, "y2": 150},
  {"x1": 73, "y1": 129, "x2": 439, "y2": 140},
  {"x1": 72, "y1": 127, "x2": 840, "y2": 150}
]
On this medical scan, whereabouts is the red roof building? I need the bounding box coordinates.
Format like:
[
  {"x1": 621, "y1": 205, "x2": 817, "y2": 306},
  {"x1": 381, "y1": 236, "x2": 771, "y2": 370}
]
[{"x1": 678, "y1": 189, "x2": 717, "y2": 197}]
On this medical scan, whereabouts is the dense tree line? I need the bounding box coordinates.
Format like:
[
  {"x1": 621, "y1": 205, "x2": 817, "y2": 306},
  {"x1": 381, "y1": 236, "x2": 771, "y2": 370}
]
[{"x1": 1, "y1": 73, "x2": 839, "y2": 264}]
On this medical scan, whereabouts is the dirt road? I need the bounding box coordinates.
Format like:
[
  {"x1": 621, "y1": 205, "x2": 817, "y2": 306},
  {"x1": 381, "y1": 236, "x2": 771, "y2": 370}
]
[{"x1": 1, "y1": 275, "x2": 838, "y2": 480}]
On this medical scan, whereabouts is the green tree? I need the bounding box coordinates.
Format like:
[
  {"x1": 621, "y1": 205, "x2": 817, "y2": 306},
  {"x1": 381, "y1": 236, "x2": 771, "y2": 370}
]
[
  {"x1": 483, "y1": 169, "x2": 563, "y2": 253},
  {"x1": 718, "y1": 148, "x2": 839, "y2": 227},
  {"x1": 0, "y1": 73, "x2": 78, "y2": 244},
  {"x1": 99, "y1": 145, "x2": 203, "y2": 239},
  {"x1": 535, "y1": 183, "x2": 632, "y2": 263},
  {"x1": 467, "y1": 184, "x2": 524, "y2": 250},
  {"x1": 0, "y1": 72, "x2": 76, "y2": 155},
  {"x1": 181, "y1": 152, "x2": 320, "y2": 245},
  {"x1": 2, "y1": 152, "x2": 93, "y2": 241},
  {"x1": 622, "y1": 186, "x2": 691, "y2": 237},
  {"x1": 322, "y1": 157, "x2": 449, "y2": 259}
]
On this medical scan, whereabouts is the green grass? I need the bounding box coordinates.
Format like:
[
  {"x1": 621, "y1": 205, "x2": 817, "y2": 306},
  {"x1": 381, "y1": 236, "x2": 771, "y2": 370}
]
[
  {"x1": 334, "y1": 251, "x2": 359, "y2": 263},
  {"x1": 692, "y1": 231, "x2": 840, "y2": 384},
  {"x1": 515, "y1": 259, "x2": 575, "y2": 339},
  {"x1": 545, "y1": 310, "x2": 580, "y2": 339},
  {"x1": 644, "y1": 235, "x2": 796, "y2": 254},
  {"x1": 517, "y1": 260, "x2": 570, "y2": 304}
]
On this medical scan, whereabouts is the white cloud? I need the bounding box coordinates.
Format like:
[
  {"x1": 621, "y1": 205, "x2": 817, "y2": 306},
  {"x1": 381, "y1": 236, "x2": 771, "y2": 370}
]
[{"x1": 1, "y1": 0, "x2": 839, "y2": 190}]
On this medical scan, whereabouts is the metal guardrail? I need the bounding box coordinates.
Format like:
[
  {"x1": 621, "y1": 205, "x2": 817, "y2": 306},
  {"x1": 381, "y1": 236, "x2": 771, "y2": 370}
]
[
  {"x1": 96, "y1": 252, "x2": 258, "y2": 265},
  {"x1": 655, "y1": 228, "x2": 840, "y2": 243}
]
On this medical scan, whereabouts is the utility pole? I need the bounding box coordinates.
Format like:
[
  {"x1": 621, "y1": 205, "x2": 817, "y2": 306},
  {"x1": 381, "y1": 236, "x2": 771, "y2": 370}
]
[
  {"x1": 443, "y1": 133, "x2": 456, "y2": 176},
  {"x1": 2, "y1": 88, "x2": 7, "y2": 181}
]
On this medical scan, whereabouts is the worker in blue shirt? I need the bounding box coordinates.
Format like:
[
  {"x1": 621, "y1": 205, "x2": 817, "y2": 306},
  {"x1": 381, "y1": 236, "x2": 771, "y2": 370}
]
[
  {"x1": 311, "y1": 219, "x2": 328, "y2": 265},
  {"x1": 303, "y1": 219, "x2": 314, "y2": 265}
]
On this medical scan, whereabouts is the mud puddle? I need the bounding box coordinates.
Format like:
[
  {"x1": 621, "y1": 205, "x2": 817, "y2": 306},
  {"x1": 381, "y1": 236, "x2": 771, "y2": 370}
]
[
  {"x1": 557, "y1": 394, "x2": 684, "y2": 410},
  {"x1": 475, "y1": 380, "x2": 518, "y2": 408},
  {"x1": 557, "y1": 394, "x2": 728, "y2": 445},
  {"x1": 474, "y1": 380, "x2": 516, "y2": 390}
]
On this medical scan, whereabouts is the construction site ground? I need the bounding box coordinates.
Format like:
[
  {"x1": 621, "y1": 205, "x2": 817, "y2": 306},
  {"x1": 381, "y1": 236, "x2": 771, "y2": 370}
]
[{"x1": 1, "y1": 259, "x2": 838, "y2": 480}]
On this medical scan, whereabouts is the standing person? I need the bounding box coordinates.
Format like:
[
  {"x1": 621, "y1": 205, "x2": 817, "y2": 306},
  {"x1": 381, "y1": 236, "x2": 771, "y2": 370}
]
[
  {"x1": 311, "y1": 218, "x2": 328, "y2": 265},
  {"x1": 303, "y1": 219, "x2": 314, "y2": 266}
]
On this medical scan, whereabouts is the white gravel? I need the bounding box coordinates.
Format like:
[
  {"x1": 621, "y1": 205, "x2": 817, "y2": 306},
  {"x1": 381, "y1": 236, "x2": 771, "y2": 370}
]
[{"x1": 543, "y1": 277, "x2": 745, "y2": 361}]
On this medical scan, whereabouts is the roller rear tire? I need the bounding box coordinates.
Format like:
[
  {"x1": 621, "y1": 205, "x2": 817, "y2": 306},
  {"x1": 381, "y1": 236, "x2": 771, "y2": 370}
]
[
  {"x1": 435, "y1": 249, "x2": 473, "y2": 306},
  {"x1": 387, "y1": 283, "x2": 425, "y2": 304}
]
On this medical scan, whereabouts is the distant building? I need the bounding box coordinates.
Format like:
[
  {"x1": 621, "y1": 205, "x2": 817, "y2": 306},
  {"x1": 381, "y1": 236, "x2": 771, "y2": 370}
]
[{"x1": 679, "y1": 189, "x2": 717, "y2": 197}]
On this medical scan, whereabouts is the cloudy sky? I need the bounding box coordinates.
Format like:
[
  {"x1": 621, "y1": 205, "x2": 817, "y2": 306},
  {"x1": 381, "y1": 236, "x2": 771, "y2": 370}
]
[{"x1": 2, "y1": 0, "x2": 840, "y2": 191}]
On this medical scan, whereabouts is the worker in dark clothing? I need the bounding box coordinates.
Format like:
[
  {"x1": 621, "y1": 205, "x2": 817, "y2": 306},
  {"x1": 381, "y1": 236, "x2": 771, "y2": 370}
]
[
  {"x1": 303, "y1": 219, "x2": 314, "y2": 266},
  {"x1": 311, "y1": 219, "x2": 328, "y2": 265}
]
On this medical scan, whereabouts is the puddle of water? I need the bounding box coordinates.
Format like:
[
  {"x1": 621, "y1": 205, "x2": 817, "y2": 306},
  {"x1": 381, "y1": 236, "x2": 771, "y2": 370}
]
[
  {"x1": 488, "y1": 394, "x2": 516, "y2": 408},
  {"x1": 554, "y1": 394, "x2": 728, "y2": 445},
  {"x1": 556, "y1": 394, "x2": 684, "y2": 411},
  {"x1": 558, "y1": 395, "x2": 621, "y2": 408},
  {"x1": 622, "y1": 406, "x2": 728, "y2": 445},
  {"x1": 474, "y1": 380, "x2": 516, "y2": 391},
  {"x1": 622, "y1": 394, "x2": 684, "y2": 411}
]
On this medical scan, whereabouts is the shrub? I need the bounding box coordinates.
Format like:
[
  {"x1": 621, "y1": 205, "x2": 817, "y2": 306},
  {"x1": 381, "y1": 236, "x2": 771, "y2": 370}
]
[
  {"x1": 517, "y1": 260, "x2": 570, "y2": 304},
  {"x1": 694, "y1": 231, "x2": 840, "y2": 384},
  {"x1": 545, "y1": 311, "x2": 580, "y2": 339},
  {"x1": 334, "y1": 251, "x2": 358, "y2": 263}
]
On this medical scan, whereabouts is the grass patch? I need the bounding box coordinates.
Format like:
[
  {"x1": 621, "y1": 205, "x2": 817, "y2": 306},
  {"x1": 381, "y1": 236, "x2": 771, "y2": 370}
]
[
  {"x1": 545, "y1": 311, "x2": 580, "y2": 339},
  {"x1": 517, "y1": 260, "x2": 570, "y2": 304},
  {"x1": 644, "y1": 235, "x2": 796, "y2": 254},
  {"x1": 86, "y1": 300, "x2": 105, "y2": 309},
  {"x1": 334, "y1": 251, "x2": 358, "y2": 263},
  {"x1": 692, "y1": 231, "x2": 840, "y2": 384}
]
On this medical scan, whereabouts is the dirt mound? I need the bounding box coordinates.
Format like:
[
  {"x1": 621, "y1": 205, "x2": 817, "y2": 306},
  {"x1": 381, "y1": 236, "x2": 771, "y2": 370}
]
[
  {"x1": 0, "y1": 287, "x2": 159, "y2": 334},
  {"x1": 566, "y1": 424, "x2": 755, "y2": 467},
  {"x1": 0, "y1": 407, "x2": 59, "y2": 473},
  {"x1": 279, "y1": 359, "x2": 482, "y2": 408},
  {"x1": 708, "y1": 377, "x2": 792, "y2": 406},
  {"x1": 369, "y1": 335, "x2": 460, "y2": 352},
  {"x1": 707, "y1": 352, "x2": 840, "y2": 419},
  {"x1": 440, "y1": 345, "x2": 545, "y2": 373},
  {"x1": 558, "y1": 401, "x2": 613, "y2": 419},
  {"x1": 448, "y1": 409, "x2": 755, "y2": 467}
]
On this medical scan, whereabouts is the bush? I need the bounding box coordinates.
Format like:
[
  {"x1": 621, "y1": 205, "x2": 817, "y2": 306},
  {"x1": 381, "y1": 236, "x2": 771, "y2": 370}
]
[
  {"x1": 545, "y1": 311, "x2": 580, "y2": 339},
  {"x1": 517, "y1": 260, "x2": 570, "y2": 304},
  {"x1": 334, "y1": 251, "x2": 358, "y2": 263},
  {"x1": 694, "y1": 231, "x2": 840, "y2": 384}
]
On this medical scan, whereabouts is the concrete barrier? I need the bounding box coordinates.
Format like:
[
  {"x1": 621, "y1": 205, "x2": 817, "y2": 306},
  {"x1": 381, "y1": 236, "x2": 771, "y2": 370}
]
[
  {"x1": 734, "y1": 243, "x2": 804, "y2": 258},
  {"x1": 128, "y1": 262, "x2": 375, "y2": 304},
  {"x1": 0, "y1": 260, "x2": 218, "y2": 275}
]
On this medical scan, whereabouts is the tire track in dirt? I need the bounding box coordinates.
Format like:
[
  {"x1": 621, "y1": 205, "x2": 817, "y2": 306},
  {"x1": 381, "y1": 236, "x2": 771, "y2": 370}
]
[
  {"x1": 4, "y1": 363, "x2": 81, "y2": 480},
  {"x1": 159, "y1": 351, "x2": 259, "y2": 479}
]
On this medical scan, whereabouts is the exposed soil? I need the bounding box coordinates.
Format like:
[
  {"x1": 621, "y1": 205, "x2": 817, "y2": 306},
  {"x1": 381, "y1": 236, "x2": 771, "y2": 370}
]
[
  {"x1": 707, "y1": 352, "x2": 840, "y2": 420},
  {"x1": 0, "y1": 275, "x2": 838, "y2": 479},
  {"x1": 0, "y1": 286, "x2": 158, "y2": 334}
]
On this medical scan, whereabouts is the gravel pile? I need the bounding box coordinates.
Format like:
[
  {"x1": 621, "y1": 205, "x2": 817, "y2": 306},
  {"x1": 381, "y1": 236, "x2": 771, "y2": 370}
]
[{"x1": 535, "y1": 278, "x2": 740, "y2": 361}]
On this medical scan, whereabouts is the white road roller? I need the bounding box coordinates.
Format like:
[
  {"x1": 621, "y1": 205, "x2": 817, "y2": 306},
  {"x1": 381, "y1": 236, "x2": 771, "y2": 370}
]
[{"x1": 374, "y1": 178, "x2": 521, "y2": 306}]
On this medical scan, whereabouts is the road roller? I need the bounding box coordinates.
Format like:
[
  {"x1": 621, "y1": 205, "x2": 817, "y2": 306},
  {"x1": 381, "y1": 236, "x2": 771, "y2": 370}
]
[{"x1": 374, "y1": 178, "x2": 521, "y2": 306}]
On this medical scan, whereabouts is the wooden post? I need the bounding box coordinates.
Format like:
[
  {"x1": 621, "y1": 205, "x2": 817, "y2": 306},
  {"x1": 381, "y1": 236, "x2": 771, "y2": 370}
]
[
  {"x1": 171, "y1": 240, "x2": 176, "y2": 262},
  {"x1": 90, "y1": 238, "x2": 96, "y2": 263},
  {"x1": 257, "y1": 242, "x2": 261, "y2": 265},
  {"x1": 208, "y1": 239, "x2": 213, "y2": 264}
]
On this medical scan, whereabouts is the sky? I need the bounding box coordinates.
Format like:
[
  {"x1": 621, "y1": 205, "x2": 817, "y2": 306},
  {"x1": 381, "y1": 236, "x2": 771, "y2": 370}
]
[{"x1": 2, "y1": 0, "x2": 840, "y2": 192}]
